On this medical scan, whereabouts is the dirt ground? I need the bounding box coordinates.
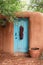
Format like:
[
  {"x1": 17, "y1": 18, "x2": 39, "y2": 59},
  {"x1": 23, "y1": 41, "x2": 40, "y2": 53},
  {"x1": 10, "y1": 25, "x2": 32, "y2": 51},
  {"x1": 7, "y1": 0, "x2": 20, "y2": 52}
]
[{"x1": 0, "y1": 51, "x2": 43, "y2": 65}]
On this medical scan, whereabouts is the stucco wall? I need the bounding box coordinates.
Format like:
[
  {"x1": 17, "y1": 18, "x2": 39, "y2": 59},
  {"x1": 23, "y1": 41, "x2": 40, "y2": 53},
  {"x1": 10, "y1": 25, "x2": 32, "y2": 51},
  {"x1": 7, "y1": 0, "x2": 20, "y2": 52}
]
[
  {"x1": 0, "y1": 12, "x2": 43, "y2": 54},
  {"x1": 0, "y1": 22, "x2": 14, "y2": 53},
  {"x1": 30, "y1": 13, "x2": 43, "y2": 51}
]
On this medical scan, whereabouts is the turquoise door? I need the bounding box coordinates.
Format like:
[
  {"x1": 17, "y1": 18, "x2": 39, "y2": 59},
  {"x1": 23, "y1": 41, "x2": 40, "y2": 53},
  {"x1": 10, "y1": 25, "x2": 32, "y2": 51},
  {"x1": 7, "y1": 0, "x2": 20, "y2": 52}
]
[{"x1": 14, "y1": 18, "x2": 28, "y2": 52}]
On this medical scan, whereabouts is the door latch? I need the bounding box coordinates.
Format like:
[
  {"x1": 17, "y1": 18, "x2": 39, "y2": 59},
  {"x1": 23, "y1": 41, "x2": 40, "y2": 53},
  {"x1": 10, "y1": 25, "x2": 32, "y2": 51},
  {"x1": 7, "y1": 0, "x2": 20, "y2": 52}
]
[
  {"x1": 15, "y1": 33, "x2": 17, "y2": 36},
  {"x1": 15, "y1": 33, "x2": 17, "y2": 39}
]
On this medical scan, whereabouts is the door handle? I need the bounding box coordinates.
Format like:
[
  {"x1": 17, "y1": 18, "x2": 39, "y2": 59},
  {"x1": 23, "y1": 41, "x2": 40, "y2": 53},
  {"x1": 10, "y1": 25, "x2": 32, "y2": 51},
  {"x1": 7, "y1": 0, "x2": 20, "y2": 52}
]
[
  {"x1": 15, "y1": 33, "x2": 17, "y2": 39},
  {"x1": 19, "y1": 26, "x2": 24, "y2": 40},
  {"x1": 15, "y1": 33, "x2": 17, "y2": 36}
]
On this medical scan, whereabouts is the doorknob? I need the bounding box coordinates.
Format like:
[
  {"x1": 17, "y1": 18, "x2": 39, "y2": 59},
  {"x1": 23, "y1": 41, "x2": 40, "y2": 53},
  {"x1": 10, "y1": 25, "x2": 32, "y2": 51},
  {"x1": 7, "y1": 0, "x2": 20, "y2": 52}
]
[
  {"x1": 19, "y1": 26, "x2": 24, "y2": 40},
  {"x1": 15, "y1": 33, "x2": 17, "y2": 39},
  {"x1": 15, "y1": 33, "x2": 17, "y2": 36}
]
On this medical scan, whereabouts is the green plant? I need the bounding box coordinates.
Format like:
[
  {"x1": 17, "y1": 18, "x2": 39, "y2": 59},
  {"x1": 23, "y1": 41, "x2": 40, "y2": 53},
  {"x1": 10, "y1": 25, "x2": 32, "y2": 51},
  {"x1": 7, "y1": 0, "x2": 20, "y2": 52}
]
[
  {"x1": 29, "y1": 0, "x2": 43, "y2": 12},
  {"x1": 0, "y1": 0, "x2": 22, "y2": 22}
]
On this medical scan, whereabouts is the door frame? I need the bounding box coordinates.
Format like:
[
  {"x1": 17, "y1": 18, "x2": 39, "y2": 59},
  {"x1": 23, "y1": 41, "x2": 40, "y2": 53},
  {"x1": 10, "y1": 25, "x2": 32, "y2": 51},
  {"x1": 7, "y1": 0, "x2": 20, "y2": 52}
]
[
  {"x1": 13, "y1": 12, "x2": 30, "y2": 56},
  {"x1": 14, "y1": 18, "x2": 29, "y2": 52}
]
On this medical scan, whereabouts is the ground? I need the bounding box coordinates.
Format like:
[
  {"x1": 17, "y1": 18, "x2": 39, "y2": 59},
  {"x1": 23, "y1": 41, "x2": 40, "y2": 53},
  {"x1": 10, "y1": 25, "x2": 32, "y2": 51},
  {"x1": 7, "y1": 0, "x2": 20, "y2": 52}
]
[{"x1": 0, "y1": 51, "x2": 43, "y2": 65}]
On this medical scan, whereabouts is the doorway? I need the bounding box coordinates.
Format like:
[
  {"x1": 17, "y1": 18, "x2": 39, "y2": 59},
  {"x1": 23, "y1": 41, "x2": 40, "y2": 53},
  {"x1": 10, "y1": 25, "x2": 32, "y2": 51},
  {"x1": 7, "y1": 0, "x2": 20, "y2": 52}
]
[{"x1": 14, "y1": 18, "x2": 29, "y2": 53}]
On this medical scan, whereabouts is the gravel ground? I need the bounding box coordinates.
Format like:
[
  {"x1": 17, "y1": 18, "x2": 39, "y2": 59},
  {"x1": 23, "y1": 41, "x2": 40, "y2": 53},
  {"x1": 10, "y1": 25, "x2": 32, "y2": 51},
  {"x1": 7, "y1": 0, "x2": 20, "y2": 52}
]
[{"x1": 0, "y1": 51, "x2": 43, "y2": 65}]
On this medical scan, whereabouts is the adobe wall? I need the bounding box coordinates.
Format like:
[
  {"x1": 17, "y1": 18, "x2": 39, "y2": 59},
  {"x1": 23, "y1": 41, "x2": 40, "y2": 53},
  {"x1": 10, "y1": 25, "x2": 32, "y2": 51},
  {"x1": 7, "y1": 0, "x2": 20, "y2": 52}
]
[
  {"x1": 30, "y1": 12, "x2": 43, "y2": 51},
  {"x1": 0, "y1": 22, "x2": 14, "y2": 53},
  {"x1": 0, "y1": 12, "x2": 43, "y2": 54}
]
